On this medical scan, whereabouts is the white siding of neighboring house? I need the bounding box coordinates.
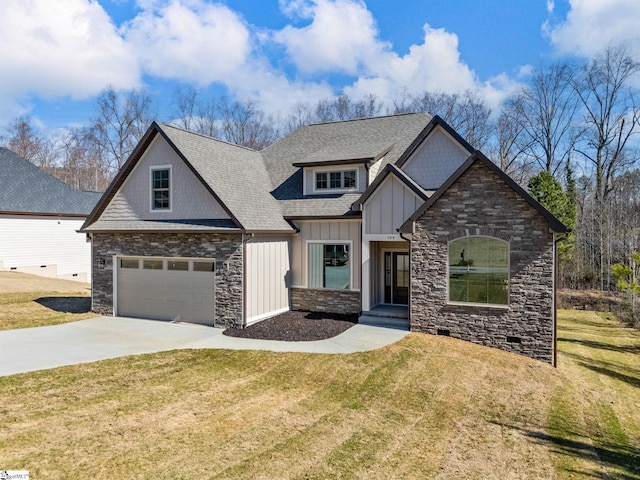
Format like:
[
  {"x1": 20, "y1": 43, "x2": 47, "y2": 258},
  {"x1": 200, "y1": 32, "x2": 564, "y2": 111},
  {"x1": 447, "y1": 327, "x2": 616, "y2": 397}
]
[
  {"x1": 0, "y1": 214, "x2": 91, "y2": 282},
  {"x1": 245, "y1": 235, "x2": 292, "y2": 325},
  {"x1": 290, "y1": 220, "x2": 361, "y2": 290},
  {"x1": 100, "y1": 136, "x2": 230, "y2": 221},
  {"x1": 363, "y1": 175, "x2": 424, "y2": 239},
  {"x1": 401, "y1": 126, "x2": 470, "y2": 190}
]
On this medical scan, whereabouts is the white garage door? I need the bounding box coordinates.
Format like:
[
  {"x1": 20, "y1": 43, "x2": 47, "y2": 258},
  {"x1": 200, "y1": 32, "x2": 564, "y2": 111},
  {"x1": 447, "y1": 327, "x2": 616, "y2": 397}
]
[{"x1": 116, "y1": 257, "x2": 215, "y2": 326}]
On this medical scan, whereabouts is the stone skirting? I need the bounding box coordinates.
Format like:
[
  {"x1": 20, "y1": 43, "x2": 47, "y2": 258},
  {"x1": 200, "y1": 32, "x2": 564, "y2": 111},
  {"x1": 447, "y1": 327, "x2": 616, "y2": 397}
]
[
  {"x1": 291, "y1": 287, "x2": 361, "y2": 315},
  {"x1": 91, "y1": 232, "x2": 243, "y2": 328}
]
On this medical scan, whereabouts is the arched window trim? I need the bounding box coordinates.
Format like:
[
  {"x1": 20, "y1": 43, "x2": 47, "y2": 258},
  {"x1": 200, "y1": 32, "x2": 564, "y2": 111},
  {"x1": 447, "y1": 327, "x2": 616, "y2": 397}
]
[{"x1": 447, "y1": 235, "x2": 510, "y2": 307}]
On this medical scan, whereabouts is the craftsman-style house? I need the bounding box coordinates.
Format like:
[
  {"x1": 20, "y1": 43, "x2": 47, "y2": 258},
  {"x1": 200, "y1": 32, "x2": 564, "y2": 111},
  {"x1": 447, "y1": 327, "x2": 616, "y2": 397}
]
[{"x1": 81, "y1": 113, "x2": 566, "y2": 364}]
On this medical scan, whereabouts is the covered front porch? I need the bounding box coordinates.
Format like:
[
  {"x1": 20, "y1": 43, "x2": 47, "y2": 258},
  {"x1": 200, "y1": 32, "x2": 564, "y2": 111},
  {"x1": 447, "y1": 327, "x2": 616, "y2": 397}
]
[{"x1": 360, "y1": 240, "x2": 410, "y2": 330}]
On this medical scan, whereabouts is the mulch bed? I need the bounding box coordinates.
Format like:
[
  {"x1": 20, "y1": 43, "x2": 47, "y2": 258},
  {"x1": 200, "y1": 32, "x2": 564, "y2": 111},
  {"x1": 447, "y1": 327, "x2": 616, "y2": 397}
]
[{"x1": 223, "y1": 310, "x2": 358, "y2": 341}]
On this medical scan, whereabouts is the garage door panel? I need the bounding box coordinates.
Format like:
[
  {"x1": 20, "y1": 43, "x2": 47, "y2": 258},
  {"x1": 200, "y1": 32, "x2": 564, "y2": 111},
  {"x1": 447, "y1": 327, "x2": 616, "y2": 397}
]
[{"x1": 117, "y1": 257, "x2": 215, "y2": 326}]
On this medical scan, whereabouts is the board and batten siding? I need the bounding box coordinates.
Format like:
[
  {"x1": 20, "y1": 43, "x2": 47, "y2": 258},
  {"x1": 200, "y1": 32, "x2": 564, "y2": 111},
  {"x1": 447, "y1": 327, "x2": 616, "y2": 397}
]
[
  {"x1": 290, "y1": 220, "x2": 361, "y2": 290},
  {"x1": 401, "y1": 126, "x2": 470, "y2": 190},
  {"x1": 364, "y1": 175, "x2": 423, "y2": 237},
  {"x1": 245, "y1": 235, "x2": 291, "y2": 324},
  {"x1": 0, "y1": 215, "x2": 91, "y2": 282},
  {"x1": 100, "y1": 136, "x2": 230, "y2": 222}
]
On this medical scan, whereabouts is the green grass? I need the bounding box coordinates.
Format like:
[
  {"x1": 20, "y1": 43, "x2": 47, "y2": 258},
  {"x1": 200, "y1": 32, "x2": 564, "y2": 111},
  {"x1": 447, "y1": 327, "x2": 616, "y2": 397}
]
[{"x1": 0, "y1": 310, "x2": 638, "y2": 479}]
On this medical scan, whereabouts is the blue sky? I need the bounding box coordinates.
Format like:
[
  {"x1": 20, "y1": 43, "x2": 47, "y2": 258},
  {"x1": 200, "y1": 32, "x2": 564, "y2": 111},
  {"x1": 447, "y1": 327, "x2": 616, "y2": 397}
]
[{"x1": 0, "y1": 0, "x2": 638, "y2": 134}]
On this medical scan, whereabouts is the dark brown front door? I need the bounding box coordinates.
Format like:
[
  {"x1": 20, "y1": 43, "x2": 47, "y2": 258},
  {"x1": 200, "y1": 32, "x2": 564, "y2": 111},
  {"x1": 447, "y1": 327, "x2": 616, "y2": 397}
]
[{"x1": 384, "y1": 252, "x2": 409, "y2": 305}]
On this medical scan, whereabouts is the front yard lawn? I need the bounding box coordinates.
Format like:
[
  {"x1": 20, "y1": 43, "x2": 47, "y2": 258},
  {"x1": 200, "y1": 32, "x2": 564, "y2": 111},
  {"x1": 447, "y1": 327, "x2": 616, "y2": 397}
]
[{"x1": 0, "y1": 309, "x2": 637, "y2": 478}]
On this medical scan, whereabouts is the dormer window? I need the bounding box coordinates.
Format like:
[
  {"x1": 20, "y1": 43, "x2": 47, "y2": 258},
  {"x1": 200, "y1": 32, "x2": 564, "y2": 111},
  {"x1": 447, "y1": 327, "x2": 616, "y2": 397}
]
[
  {"x1": 151, "y1": 166, "x2": 171, "y2": 211},
  {"x1": 315, "y1": 169, "x2": 357, "y2": 191}
]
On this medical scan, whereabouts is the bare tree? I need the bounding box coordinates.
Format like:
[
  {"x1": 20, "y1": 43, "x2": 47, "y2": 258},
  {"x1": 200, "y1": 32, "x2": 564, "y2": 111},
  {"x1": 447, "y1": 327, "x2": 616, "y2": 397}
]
[
  {"x1": 1, "y1": 116, "x2": 58, "y2": 171},
  {"x1": 59, "y1": 128, "x2": 110, "y2": 192},
  {"x1": 217, "y1": 97, "x2": 280, "y2": 150},
  {"x1": 573, "y1": 45, "x2": 640, "y2": 203},
  {"x1": 171, "y1": 86, "x2": 218, "y2": 137},
  {"x1": 85, "y1": 86, "x2": 155, "y2": 175},
  {"x1": 571, "y1": 45, "x2": 640, "y2": 289},
  {"x1": 404, "y1": 90, "x2": 493, "y2": 149},
  {"x1": 171, "y1": 86, "x2": 200, "y2": 132},
  {"x1": 510, "y1": 62, "x2": 580, "y2": 175},
  {"x1": 489, "y1": 104, "x2": 535, "y2": 184},
  {"x1": 285, "y1": 101, "x2": 315, "y2": 133}
]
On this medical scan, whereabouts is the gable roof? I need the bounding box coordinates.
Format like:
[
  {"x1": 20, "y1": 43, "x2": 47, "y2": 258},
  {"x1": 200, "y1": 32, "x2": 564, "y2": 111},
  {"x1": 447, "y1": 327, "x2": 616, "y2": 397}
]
[
  {"x1": 399, "y1": 151, "x2": 568, "y2": 234},
  {"x1": 395, "y1": 115, "x2": 475, "y2": 168},
  {"x1": 82, "y1": 123, "x2": 293, "y2": 233},
  {"x1": 0, "y1": 147, "x2": 101, "y2": 216},
  {"x1": 263, "y1": 113, "x2": 432, "y2": 218},
  {"x1": 351, "y1": 163, "x2": 432, "y2": 212}
]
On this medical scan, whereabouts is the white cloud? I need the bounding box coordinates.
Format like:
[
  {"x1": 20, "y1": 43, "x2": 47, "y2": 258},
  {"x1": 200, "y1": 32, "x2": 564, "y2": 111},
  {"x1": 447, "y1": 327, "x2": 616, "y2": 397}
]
[
  {"x1": 0, "y1": 0, "x2": 139, "y2": 114},
  {"x1": 274, "y1": 0, "x2": 388, "y2": 75},
  {"x1": 547, "y1": 0, "x2": 640, "y2": 58},
  {"x1": 546, "y1": 0, "x2": 555, "y2": 14},
  {"x1": 122, "y1": 0, "x2": 251, "y2": 85},
  {"x1": 345, "y1": 24, "x2": 479, "y2": 103}
]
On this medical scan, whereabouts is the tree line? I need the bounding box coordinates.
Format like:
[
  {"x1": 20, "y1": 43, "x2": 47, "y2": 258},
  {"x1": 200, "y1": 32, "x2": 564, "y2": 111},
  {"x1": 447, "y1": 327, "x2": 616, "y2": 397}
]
[{"x1": 2, "y1": 45, "x2": 639, "y2": 295}]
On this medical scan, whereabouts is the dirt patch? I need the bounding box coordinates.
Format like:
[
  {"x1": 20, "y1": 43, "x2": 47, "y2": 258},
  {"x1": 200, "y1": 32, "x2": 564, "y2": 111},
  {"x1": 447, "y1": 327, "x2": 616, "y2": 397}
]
[
  {"x1": 0, "y1": 271, "x2": 91, "y2": 294},
  {"x1": 223, "y1": 310, "x2": 358, "y2": 341},
  {"x1": 558, "y1": 288, "x2": 620, "y2": 311}
]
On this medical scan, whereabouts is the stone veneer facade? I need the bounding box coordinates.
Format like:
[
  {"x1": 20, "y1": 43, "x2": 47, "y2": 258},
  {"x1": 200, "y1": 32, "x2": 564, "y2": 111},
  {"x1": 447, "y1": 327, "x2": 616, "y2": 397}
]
[
  {"x1": 91, "y1": 232, "x2": 243, "y2": 328},
  {"x1": 410, "y1": 161, "x2": 556, "y2": 364},
  {"x1": 291, "y1": 287, "x2": 361, "y2": 314}
]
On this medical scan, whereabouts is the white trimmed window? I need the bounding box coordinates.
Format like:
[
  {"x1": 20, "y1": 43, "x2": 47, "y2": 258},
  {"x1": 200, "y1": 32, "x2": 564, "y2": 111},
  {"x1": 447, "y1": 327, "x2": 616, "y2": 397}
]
[
  {"x1": 151, "y1": 167, "x2": 171, "y2": 210},
  {"x1": 309, "y1": 243, "x2": 350, "y2": 289},
  {"x1": 448, "y1": 236, "x2": 509, "y2": 305},
  {"x1": 315, "y1": 170, "x2": 357, "y2": 191}
]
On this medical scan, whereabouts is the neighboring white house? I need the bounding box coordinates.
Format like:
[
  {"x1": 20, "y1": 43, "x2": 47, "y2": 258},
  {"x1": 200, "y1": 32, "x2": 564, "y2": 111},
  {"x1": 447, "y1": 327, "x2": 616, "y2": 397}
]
[{"x1": 0, "y1": 147, "x2": 102, "y2": 282}]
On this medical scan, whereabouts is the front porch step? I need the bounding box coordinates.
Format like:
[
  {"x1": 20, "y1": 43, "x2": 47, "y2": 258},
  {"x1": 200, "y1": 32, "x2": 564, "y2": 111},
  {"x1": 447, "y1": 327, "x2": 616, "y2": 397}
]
[{"x1": 358, "y1": 315, "x2": 409, "y2": 331}]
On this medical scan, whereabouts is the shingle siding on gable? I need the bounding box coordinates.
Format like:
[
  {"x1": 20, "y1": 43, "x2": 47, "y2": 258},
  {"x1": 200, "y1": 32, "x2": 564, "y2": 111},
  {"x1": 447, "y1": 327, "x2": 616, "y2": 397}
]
[
  {"x1": 410, "y1": 161, "x2": 555, "y2": 364},
  {"x1": 401, "y1": 127, "x2": 470, "y2": 190},
  {"x1": 100, "y1": 136, "x2": 230, "y2": 222}
]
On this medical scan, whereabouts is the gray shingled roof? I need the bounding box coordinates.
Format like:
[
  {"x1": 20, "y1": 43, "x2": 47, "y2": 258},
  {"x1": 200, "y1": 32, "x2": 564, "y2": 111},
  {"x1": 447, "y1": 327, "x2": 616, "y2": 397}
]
[
  {"x1": 85, "y1": 219, "x2": 240, "y2": 232},
  {"x1": 83, "y1": 113, "x2": 437, "y2": 232},
  {"x1": 262, "y1": 113, "x2": 432, "y2": 218},
  {"x1": 0, "y1": 147, "x2": 101, "y2": 215},
  {"x1": 157, "y1": 123, "x2": 293, "y2": 232}
]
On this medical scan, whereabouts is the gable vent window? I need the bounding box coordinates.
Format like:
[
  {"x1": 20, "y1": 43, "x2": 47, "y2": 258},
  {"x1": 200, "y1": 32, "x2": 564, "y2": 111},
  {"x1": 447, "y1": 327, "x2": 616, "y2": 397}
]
[
  {"x1": 151, "y1": 167, "x2": 171, "y2": 210},
  {"x1": 315, "y1": 170, "x2": 357, "y2": 191}
]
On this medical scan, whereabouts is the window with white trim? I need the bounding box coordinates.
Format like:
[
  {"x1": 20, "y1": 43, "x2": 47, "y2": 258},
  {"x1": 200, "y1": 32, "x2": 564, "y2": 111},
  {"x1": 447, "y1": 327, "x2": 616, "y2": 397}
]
[
  {"x1": 151, "y1": 167, "x2": 170, "y2": 210},
  {"x1": 309, "y1": 243, "x2": 350, "y2": 289},
  {"x1": 315, "y1": 169, "x2": 357, "y2": 191},
  {"x1": 448, "y1": 236, "x2": 509, "y2": 305}
]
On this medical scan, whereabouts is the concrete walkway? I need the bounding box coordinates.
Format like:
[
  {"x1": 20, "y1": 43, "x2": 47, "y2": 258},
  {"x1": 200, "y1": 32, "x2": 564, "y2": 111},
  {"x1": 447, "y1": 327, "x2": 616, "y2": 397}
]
[{"x1": 0, "y1": 316, "x2": 409, "y2": 376}]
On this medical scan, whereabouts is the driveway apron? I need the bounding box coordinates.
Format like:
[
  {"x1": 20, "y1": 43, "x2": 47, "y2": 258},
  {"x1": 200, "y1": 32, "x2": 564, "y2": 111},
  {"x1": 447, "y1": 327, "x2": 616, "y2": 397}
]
[{"x1": 0, "y1": 316, "x2": 409, "y2": 376}]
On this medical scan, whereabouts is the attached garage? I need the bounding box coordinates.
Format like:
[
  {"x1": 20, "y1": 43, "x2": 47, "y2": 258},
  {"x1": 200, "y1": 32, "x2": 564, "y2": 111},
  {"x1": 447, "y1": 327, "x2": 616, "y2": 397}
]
[{"x1": 115, "y1": 256, "x2": 216, "y2": 326}]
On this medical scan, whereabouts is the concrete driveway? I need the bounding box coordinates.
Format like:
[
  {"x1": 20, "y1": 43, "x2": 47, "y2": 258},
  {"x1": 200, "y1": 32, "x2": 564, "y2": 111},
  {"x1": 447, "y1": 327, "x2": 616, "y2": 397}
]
[{"x1": 0, "y1": 316, "x2": 409, "y2": 376}]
